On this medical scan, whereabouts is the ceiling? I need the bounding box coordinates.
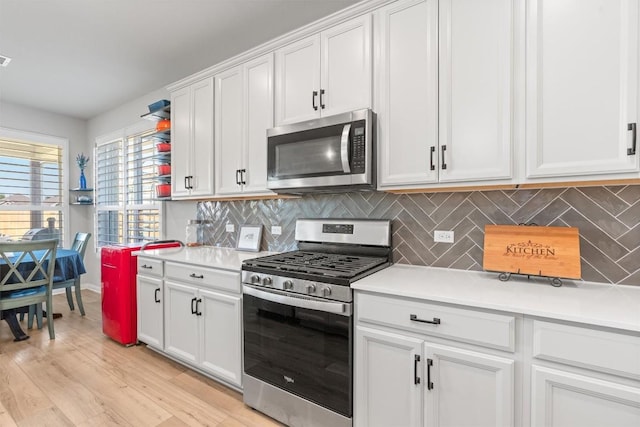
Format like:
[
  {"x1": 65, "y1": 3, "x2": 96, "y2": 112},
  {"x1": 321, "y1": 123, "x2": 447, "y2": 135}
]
[{"x1": 0, "y1": 0, "x2": 359, "y2": 120}]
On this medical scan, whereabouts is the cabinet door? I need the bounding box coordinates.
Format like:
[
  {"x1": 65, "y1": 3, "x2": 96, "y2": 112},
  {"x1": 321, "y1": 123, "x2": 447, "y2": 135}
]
[
  {"x1": 531, "y1": 365, "x2": 640, "y2": 427},
  {"x1": 354, "y1": 326, "x2": 423, "y2": 427},
  {"x1": 198, "y1": 288, "x2": 242, "y2": 387},
  {"x1": 320, "y1": 14, "x2": 372, "y2": 117},
  {"x1": 136, "y1": 275, "x2": 163, "y2": 349},
  {"x1": 438, "y1": 0, "x2": 513, "y2": 182},
  {"x1": 170, "y1": 86, "x2": 192, "y2": 199},
  {"x1": 275, "y1": 34, "x2": 321, "y2": 125},
  {"x1": 190, "y1": 77, "x2": 215, "y2": 197},
  {"x1": 164, "y1": 280, "x2": 199, "y2": 364},
  {"x1": 215, "y1": 67, "x2": 244, "y2": 196},
  {"x1": 526, "y1": 0, "x2": 640, "y2": 178},
  {"x1": 376, "y1": 0, "x2": 439, "y2": 187},
  {"x1": 424, "y1": 343, "x2": 514, "y2": 427},
  {"x1": 243, "y1": 53, "x2": 274, "y2": 195}
]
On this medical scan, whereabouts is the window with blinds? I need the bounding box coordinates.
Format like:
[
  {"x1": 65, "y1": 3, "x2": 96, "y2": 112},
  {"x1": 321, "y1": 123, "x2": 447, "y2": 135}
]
[
  {"x1": 95, "y1": 129, "x2": 160, "y2": 247},
  {"x1": 0, "y1": 137, "x2": 64, "y2": 243}
]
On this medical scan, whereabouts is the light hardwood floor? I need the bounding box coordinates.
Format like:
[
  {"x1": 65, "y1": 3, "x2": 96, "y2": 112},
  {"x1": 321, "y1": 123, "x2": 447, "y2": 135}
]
[{"x1": 0, "y1": 291, "x2": 282, "y2": 427}]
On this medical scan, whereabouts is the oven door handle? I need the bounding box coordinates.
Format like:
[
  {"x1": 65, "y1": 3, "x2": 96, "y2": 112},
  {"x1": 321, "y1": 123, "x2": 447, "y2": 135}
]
[
  {"x1": 243, "y1": 285, "x2": 351, "y2": 316},
  {"x1": 340, "y1": 123, "x2": 352, "y2": 174}
]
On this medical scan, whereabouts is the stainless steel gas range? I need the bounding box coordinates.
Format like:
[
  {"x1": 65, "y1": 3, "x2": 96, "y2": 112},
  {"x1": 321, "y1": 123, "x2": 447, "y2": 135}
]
[{"x1": 241, "y1": 218, "x2": 392, "y2": 427}]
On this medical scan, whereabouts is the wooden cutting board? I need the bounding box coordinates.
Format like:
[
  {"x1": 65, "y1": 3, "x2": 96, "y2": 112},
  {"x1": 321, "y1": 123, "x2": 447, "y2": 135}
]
[{"x1": 483, "y1": 225, "x2": 581, "y2": 279}]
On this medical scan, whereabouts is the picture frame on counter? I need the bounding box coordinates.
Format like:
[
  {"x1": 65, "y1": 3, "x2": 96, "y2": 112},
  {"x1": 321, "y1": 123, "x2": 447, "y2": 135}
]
[{"x1": 236, "y1": 225, "x2": 262, "y2": 252}]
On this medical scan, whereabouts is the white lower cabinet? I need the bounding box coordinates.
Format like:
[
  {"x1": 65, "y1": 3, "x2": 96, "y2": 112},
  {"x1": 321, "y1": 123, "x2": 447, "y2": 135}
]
[
  {"x1": 354, "y1": 292, "x2": 516, "y2": 427},
  {"x1": 355, "y1": 326, "x2": 515, "y2": 427},
  {"x1": 137, "y1": 259, "x2": 243, "y2": 390},
  {"x1": 531, "y1": 365, "x2": 640, "y2": 427},
  {"x1": 355, "y1": 326, "x2": 423, "y2": 427},
  {"x1": 164, "y1": 276, "x2": 243, "y2": 388},
  {"x1": 164, "y1": 280, "x2": 199, "y2": 364},
  {"x1": 198, "y1": 287, "x2": 242, "y2": 386},
  {"x1": 425, "y1": 343, "x2": 514, "y2": 427},
  {"x1": 136, "y1": 275, "x2": 164, "y2": 350},
  {"x1": 528, "y1": 319, "x2": 640, "y2": 427}
]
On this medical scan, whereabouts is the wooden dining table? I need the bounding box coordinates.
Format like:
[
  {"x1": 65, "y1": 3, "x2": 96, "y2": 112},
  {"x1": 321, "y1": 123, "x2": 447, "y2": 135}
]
[{"x1": 1, "y1": 248, "x2": 87, "y2": 341}]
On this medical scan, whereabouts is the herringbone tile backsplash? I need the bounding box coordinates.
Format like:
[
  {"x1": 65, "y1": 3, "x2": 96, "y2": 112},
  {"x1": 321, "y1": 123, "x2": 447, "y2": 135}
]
[{"x1": 198, "y1": 185, "x2": 640, "y2": 285}]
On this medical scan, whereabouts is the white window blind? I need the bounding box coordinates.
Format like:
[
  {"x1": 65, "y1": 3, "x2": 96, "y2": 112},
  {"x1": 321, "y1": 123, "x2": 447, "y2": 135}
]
[
  {"x1": 96, "y1": 139, "x2": 123, "y2": 246},
  {"x1": 95, "y1": 128, "x2": 160, "y2": 247},
  {"x1": 0, "y1": 137, "x2": 64, "y2": 243}
]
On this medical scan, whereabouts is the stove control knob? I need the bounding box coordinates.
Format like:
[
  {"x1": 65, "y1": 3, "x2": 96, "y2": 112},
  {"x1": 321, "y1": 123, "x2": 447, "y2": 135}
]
[
  {"x1": 250, "y1": 274, "x2": 261, "y2": 284},
  {"x1": 283, "y1": 280, "x2": 294, "y2": 290},
  {"x1": 262, "y1": 277, "x2": 273, "y2": 287},
  {"x1": 306, "y1": 283, "x2": 316, "y2": 294},
  {"x1": 321, "y1": 286, "x2": 332, "y2": 297}
]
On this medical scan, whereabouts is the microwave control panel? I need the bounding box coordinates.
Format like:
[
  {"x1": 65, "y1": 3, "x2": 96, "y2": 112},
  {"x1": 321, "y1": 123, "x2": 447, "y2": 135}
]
[{"x1": 352, "y1": 125, "x2": 366, "y2": 173}]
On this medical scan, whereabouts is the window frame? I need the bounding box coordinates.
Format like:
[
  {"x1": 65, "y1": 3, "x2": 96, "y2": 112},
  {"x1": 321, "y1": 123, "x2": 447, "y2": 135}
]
[
  {"x1": 0, "y1": 126, "x2": 69, "y2": 245},
  {"x1": 94, "y1": 121, "x2": 163, "y2": 249}
]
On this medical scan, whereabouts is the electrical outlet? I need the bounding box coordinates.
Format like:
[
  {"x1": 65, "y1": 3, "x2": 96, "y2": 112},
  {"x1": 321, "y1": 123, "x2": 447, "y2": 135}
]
[
  {"x1": 434, "y1": 230, "x2": 454, "y2": 243},
  {"x1": 271, "y1": 225, "x2": 282, "y2": 235},
  {"x1": 226, "y1": 223, "x2": 235, "y2": 233}
]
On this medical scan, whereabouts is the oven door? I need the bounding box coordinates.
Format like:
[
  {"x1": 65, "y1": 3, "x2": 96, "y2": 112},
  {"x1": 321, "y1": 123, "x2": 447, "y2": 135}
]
[{"x1": 243, "y1": 285, "x2": 353, "y2": 417}]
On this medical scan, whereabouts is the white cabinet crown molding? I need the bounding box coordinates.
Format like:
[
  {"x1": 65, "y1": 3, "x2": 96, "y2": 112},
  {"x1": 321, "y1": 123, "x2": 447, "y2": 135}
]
[{"x1": 166, "y1": 0, "x2": 396, "y2": 92}]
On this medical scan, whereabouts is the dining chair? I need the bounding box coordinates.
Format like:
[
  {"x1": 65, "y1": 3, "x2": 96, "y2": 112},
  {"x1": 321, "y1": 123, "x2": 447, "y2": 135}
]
[
  {"x1": 54, "y1": 232, "x2": 91, "y2": 315},
  {"x1": 0, "y1": 239, "x2": 57, "y2": 339}
]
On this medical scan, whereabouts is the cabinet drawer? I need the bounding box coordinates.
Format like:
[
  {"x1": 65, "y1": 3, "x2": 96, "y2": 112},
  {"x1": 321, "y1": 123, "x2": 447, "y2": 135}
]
[
  {"x1": 356, "y1": 292, "x2": 516, "y2": 352},
  {"x1": 137, "y1": 257, "x2": 163, "y2": 277},
  {"x1": 532, "y1": 320, "x2": 640, "y2": 380},
  {"x1": 165, "y1": 262, "x2": 240, "y2": 293}
]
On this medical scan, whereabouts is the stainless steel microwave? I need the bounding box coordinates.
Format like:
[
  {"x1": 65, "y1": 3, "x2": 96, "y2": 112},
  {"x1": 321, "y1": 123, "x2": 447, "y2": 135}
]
[{"x1": 267, "y1": 109, "x2": 375, "y2": 194}]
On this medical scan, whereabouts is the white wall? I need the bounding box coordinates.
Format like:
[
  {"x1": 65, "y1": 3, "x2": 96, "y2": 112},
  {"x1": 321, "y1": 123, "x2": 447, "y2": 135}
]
[
  {"x1": 86, "y1": 87, "x2": 198, "y2": 288},
  {"x1": 0, "y1": 89, "x2": 200, "y2": 291},
  {"x1": 0, "y1": 100, "x2": 96, "y2": 284}
]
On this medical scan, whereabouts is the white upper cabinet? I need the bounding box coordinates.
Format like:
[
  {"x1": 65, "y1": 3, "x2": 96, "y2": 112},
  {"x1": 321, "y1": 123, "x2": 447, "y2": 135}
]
[
  {"x1": 376, "y1": 0, "x2": 439, "y2": 186},
  {"x1": 525, "y1": 0, "x2": 640, "y2": 179},
  {"x1": 243, "y1": 54, "x2": 274, "y2": 194},
  {"x1": 376, "y1": 0, "x2": 514, "y2": 189},
  {"x1": 275, "y1": 14, "x2": 372, "y2": 125},
  {"x1": 215, "y1": 67, "x2": 244, "y2": 196},
  {"x1": 170, "y1": 86, "x2": 192, "y2": 199},
  {"x1": 320, "y1": 16, "x2": 373, "y2": 117},
  {"x1": 438, "y1": 0, "x2": 513, "y2": 183},
  {"x1": 170, "y1": 77, "x2": 215, "y2": 199},
  {"x1": 215, "y1": 53, "x2": 274, "y2": 197}
]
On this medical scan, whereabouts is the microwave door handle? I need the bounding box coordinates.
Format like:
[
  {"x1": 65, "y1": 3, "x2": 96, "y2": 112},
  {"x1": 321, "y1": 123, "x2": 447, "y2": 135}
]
[{"x1": 341, "y1": 123, "x2": 352, "y2": 173}]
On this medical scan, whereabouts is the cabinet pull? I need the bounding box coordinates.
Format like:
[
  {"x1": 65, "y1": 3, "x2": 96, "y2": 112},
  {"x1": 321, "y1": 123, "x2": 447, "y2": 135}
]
[
  {"x1": 410, "y1": 314, "x2": 441, "y2": 325},
  {"x1": 140, "y1": 264, "x2": 152, "y2": 269},
  {"x1": 414, "y1": 355, "x2": 421, "y2": 385},
  {"x1": 320, "y1": 89, "x2": 325, "y2": 109},
  {"x1": 189, "y1": 176, "x2": 194, "y2": 189},
  {"x1": 429, "y1": 146, "x2": 436, "y2": 171},
  {"x1": 190, "y1": 297, "x2": 197, "y2": 314},
  {"x1": 427, "y1": 358, "x2": 434, "y2": 390},
  {"x1": 312, "y1": 90, "x2": 318, "y2": 111},
  {"x1": 441, "y1": 145, "x2": 447, "y2": 170},
  {"x1": 154, "y1": 288, "x2": 160, "y2": 303},
  {"x1": 628, "y1": 123, "x2": 637, "y2": 155},
  {"x1": 195, "y1": 298, "x2": 202, "y2": 316},
  {"x1": 240, "y1": 169, "x2": 247, "y2": 185},
  {"x1": 189, "y1": 273, "x2": 204, "y2": 279},
  {"x1": 184, "y1": 176, "x2": 193, "y2": 190},
  {"x1": 235, "y1": 169, "x2": 241, "y2": 185}
]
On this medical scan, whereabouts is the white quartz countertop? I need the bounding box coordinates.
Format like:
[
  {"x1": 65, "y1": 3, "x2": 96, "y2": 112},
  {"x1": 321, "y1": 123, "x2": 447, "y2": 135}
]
[
  {"x1": 134, "y1": 246, "x2": 274, "y2": 272},
  {"x1": 352, "y1": 264, "x2": 640, "y2": 333}
]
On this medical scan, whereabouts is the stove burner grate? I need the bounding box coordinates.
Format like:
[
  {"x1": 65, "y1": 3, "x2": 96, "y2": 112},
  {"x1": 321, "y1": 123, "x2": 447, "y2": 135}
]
[{"x1": 245, "y1": 251, "x2": 388, "y2": 279}]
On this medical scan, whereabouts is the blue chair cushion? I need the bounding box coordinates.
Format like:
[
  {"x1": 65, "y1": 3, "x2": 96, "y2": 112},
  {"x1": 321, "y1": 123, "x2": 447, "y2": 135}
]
[{"x1": 2, "y1": 285, "x2": 47, "y2": 298}]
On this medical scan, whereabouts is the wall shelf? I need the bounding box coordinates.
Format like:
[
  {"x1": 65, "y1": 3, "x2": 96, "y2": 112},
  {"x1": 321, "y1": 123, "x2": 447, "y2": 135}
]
[{"x1": 70, "y1": 188, "x2": 94, "y2": 205}]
